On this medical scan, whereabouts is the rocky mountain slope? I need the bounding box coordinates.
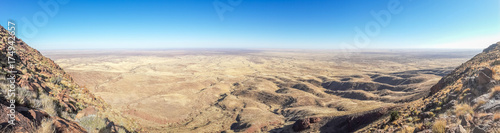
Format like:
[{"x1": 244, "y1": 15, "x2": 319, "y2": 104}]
[
  {"x1": 357, "y1": 42, "x2": 500, "y2": 133},
  {"x1": 0, "y1": 25, "x2": 139, "y2": 132}
]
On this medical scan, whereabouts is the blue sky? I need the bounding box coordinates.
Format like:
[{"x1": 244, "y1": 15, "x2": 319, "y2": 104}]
[{"x1": 1, "y1": 0, "x2": 499, "y2": 50}]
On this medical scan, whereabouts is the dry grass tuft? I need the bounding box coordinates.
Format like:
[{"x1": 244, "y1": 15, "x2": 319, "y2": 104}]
[
  {"x1": 398, "y1": 126, "x2": 415, "y2": 133},
  {"x1": 491, "y1": 86, "x2": 500, "y2": 98},
  {"x1": 77, "y1": 115, "x2": 107, "y2": 133},
  {"x1": 432, "y1": 119, "x2": 446, "y2": 133},
  {"x1": 415, "y1": 123, "x2": 424, "y2": 131},
  {"x1": 494, "y1": 113, "x2": 500, "y2": 121},
  {"x1": 36, "y1": 118, "x2": 55, "y2": 133},
  {"x1": 455, "y1": 104, "x2": 473, "y2": 116},
  {"x1": 491, "y1": 66, "x2": 500, "y2": 80},
  {"x1": 40, "y1": 94, "x2": 58, "y2": 117}
]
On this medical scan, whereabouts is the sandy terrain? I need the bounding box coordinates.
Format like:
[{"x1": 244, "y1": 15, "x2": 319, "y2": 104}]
[{"x1": 41, "y1": 49, "x2": 479, "y2": 132}]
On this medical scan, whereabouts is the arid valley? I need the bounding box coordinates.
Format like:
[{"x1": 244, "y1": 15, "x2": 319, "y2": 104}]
[
  {"x1": 42, "y1": 49, "x2": 480, "y2": 132},
  {"x1": 1, "y1": 0, "x2": 499, "y2": 132}
]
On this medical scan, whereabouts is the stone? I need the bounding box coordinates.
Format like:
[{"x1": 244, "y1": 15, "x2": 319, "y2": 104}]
[
  {"x1": 480, "y1": 68, "x2": 493, "y2": 78},
  {"x1": 456, "y1": 124, "x2": 467, "y2": 133},
  {"x1": 476, "y1": 68, "x2": 493, "y2": 85},
  {"x1": 309, "y1": 117, "x2": 321, "y2": 123}
]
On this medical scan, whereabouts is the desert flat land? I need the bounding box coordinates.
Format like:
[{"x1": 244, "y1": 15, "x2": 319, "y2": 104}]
[{"x1": 42, "y1": 49, "x2": 479, "y2": 132}]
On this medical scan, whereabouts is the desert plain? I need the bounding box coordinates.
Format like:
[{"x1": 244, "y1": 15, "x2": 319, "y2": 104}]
[{"x1": 41, "y1": 49, "x2": 480, "y2": 132}]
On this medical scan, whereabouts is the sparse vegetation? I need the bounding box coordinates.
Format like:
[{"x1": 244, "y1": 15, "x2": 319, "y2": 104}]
[
  {"x1": 494, "y1": 113, "x2": 500, "y2": 121},
  {"x1": 40, "y1": 94, "x2": 58, "y2": 117},
  {"x1": 432, "y1": 119, "x2": 446, "y2": 133},
  {"x1": 491, "y1": 86, "x2": 500, "y2": 99},
  {"x1": 415, "y1": 123, "x2": 424, "y2": 131},
  {"x1": 77, "y1": 115, "x2": 107, "y2": 133},
  {"x1": 455, "y1": 104, "x2": 473, "y2": 116},
  {"x1": 36, "y1": 118, "x2": 55, "y2": 133},
  {"x1": 398, "y1": 126, "x2": 415, "y2": 133},
  {"x1": 492, "y1": 67, "x2": 500, "y2": 80},
  {"x1": 50, "y1": 75, "x2": 63, "y2": 85},
  {"x1": 491, "y1": 60, "x2": 500, "y2": 66}
]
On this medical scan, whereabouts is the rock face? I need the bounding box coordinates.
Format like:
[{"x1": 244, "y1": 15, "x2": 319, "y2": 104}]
[{"x1": 0, "y1": 25, "x2": 136, "y2": 132}]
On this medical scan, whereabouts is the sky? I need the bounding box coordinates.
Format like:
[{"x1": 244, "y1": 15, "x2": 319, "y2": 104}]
[{"x1": 0, "y1": 0, "x2": 499, "y2": 50}]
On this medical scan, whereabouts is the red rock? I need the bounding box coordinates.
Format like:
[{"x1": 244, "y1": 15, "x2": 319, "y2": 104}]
[{"x1": 53, "y1": 117, "x2": 87, "y2": 133}]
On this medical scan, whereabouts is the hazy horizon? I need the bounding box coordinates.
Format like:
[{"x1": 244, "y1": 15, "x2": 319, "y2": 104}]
[{"x1": 2, "y1": 0, "x2": 499, "y2": 50}]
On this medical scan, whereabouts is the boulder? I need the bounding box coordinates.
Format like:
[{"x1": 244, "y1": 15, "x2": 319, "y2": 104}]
[
  {"x1": 476, "y1": 68, "x2": 493, "y2": 85},
  {"x1": 481, "y1": 68, "x2": 493, "y2": 78},
  {"x1": 292, "y1": 118, "x2": 311, "y2": 131}
]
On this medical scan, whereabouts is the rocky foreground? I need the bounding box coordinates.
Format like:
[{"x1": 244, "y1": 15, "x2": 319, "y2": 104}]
[{"x1": 0, "y1": 25, "x2": 140, "y2": 132}]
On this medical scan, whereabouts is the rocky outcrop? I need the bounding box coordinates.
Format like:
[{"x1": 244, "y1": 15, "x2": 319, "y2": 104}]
[
  {"x1": 0, "y1": 25, "x2": 138, "y2": 132},
  {"x1": 53, "y1": 117, "x2": 87, "y2": 133},
  {"x1": 292, "y1": 117, "x2": 321, "y2": 131}
]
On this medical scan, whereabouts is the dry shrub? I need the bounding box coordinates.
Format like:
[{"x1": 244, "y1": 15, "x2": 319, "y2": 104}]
[
  {"x1": 415, "y1": 123, "x2": 424, "y2": 131},
  {"x1": 491, "y1": 66, "x2": 500, "y2": 80},
  {"x1": 36, "y1": 118, "x2": 55, "y2": 133},
  {"x1": 40, "y1": 94, "x2": 58, "y2": 117},
  {"x1": 432, "y1": 119, "x2": 446, "y2": 133},
  {"x1": 77, "y1": 115, "x2": 107, "y2": 133},
  {"x1": 455, "y1": 104, "x2": 473, "y2": 116},
  {"x1": 398, "y1": 126, "x2": 415, "y2": 133}
]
